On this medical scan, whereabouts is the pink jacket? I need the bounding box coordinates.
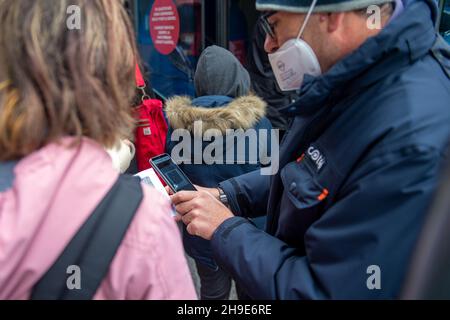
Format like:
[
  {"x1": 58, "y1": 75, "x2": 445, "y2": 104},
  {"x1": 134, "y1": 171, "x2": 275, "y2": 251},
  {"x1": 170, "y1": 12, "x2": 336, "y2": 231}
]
[{"x1": 0, "y1": 138, "x2": 197, "y2": 300}]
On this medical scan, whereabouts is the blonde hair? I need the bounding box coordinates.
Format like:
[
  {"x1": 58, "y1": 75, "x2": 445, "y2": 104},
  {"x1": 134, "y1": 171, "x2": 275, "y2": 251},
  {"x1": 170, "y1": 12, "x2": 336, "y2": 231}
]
[{"x1": 0, "y1": 0, "x2": 138, "y2": 160}]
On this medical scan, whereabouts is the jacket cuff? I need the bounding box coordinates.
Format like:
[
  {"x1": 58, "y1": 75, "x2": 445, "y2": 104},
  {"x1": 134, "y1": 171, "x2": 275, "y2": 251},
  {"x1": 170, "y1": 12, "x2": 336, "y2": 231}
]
[
  {"x1": 211, "y1": 216, "x2": 250, "y2": 254},
  {"x1": 219, "y1": 179, "x2": 242, "y2": 216}
]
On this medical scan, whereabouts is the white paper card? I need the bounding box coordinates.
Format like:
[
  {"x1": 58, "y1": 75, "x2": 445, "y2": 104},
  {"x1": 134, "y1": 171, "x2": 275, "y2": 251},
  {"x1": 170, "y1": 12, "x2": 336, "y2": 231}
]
[{"x1": 135, "y1": 168, "x2": 176, "y2": 217}]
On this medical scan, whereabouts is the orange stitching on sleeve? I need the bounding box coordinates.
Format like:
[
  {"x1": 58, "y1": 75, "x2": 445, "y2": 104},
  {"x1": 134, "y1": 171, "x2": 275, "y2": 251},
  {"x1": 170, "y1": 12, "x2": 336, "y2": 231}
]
[
  {"x1": 296, "y1": 153, "x2": 305, "y2": 163},
  {"x1": 318, "y1": 189, "x2": 329, "y2": 201}
]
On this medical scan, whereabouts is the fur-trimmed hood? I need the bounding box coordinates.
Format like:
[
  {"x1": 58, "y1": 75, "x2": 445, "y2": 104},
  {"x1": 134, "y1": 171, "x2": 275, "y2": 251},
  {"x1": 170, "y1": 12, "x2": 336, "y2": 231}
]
[{"x1": 165, "y1": 95, "x2": 267, "y2": 135}]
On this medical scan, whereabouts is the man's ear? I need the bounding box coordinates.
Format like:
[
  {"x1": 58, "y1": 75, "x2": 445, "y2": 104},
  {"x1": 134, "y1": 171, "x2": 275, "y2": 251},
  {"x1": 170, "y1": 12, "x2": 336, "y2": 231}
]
[{"x1": 318, "y1": 12, "x2": 345, "y2": 33}]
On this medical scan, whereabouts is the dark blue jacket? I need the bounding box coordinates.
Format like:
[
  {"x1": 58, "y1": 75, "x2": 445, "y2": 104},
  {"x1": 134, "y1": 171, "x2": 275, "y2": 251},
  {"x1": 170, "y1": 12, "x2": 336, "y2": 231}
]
[
  {"x1": 212, "y1": 0, "x2": 450, "y2": 299},
  {"x1": 166, "y1": 94, "x2": 273, "y2": 268}
]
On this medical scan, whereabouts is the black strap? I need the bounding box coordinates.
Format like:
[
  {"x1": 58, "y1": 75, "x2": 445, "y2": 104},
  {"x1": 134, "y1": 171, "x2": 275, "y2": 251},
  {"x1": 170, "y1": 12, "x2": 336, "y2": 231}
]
[{"x1": 31, "y1": 175, "x2": 143, "y2": 300}]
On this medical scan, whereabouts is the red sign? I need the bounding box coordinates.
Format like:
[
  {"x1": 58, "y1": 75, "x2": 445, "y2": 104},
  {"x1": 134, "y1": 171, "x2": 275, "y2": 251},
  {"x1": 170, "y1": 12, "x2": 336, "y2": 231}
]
[{"x1": 149, "y1": 0, "x2": 180, "y2": 55}]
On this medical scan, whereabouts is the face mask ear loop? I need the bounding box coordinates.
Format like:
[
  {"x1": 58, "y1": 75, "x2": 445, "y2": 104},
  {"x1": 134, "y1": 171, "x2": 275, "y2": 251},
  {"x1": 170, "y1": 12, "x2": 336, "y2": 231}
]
[{"x1": 297, "y1": 0, "x2": 319, "y2": 40}]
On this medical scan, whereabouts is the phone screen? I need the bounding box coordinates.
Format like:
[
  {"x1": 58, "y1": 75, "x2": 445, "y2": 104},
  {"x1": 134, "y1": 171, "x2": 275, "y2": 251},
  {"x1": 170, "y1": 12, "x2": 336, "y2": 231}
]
[{"x1": 150, "y1": 154, "x2": 197, "y2": 193}]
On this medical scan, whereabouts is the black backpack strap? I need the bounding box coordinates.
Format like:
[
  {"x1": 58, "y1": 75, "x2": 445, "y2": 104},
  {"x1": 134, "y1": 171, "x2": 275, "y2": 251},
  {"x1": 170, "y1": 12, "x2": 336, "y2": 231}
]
[{"x1": 31, "y1": 175, "x2": 143, "y2": 300}]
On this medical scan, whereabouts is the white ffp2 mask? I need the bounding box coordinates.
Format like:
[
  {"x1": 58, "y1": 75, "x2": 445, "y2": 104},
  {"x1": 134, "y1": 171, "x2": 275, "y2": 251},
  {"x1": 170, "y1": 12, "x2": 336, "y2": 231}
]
[{"x1": 268, "y1": 0, "x2": 322, "y2": 91}]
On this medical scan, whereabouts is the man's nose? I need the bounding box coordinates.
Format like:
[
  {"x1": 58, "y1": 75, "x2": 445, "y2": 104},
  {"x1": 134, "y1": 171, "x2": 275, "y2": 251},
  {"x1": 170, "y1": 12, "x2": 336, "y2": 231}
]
[{"x1": 264, "y1": 34, "x2": 279, "y2": 54}]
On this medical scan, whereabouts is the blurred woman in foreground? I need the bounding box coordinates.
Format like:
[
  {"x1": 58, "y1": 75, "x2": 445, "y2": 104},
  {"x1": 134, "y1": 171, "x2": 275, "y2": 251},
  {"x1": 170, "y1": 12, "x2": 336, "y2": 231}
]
[{"x1": 0, "y1": 0, "x2": 196, "y2": 300}]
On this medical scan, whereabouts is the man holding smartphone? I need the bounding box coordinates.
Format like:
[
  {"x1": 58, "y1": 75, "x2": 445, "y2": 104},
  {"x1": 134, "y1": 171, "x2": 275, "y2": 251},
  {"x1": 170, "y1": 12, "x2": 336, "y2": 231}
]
[{"x1": 171, "y1": 0, "x2": 450, "y2": 299}]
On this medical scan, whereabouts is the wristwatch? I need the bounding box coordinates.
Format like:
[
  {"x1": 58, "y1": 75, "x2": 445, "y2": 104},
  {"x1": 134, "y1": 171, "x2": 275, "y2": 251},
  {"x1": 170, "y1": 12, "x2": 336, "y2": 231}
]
[{"x1": 217, "y1": 187, "x2": 229, "y2": 206}]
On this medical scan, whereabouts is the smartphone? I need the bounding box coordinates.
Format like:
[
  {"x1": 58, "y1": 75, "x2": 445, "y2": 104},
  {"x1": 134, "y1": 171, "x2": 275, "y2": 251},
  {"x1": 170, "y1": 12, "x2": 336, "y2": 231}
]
[{"x1": 150, "y1": 154, "x2": 197, "y2": 193}]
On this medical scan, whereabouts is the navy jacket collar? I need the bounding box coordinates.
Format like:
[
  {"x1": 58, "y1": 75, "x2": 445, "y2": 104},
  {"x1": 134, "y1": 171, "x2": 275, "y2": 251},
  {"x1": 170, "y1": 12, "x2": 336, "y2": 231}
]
[{"x1": 192, "y1": 95, "x2": 233, "y2": 108}]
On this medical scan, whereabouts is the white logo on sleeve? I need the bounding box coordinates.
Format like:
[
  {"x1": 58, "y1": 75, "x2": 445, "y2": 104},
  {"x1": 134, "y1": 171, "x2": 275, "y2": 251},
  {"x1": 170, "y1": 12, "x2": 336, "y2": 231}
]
[{"x1": 307, "y1": 146, "x2": 326, "y2": 172}]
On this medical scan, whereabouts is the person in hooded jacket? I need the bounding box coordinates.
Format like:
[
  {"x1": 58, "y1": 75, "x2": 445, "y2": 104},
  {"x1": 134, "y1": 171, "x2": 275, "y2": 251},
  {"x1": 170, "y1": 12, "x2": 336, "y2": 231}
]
[{"x1": 165, "y1": 45, "x2": 273, "y2": 300}]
